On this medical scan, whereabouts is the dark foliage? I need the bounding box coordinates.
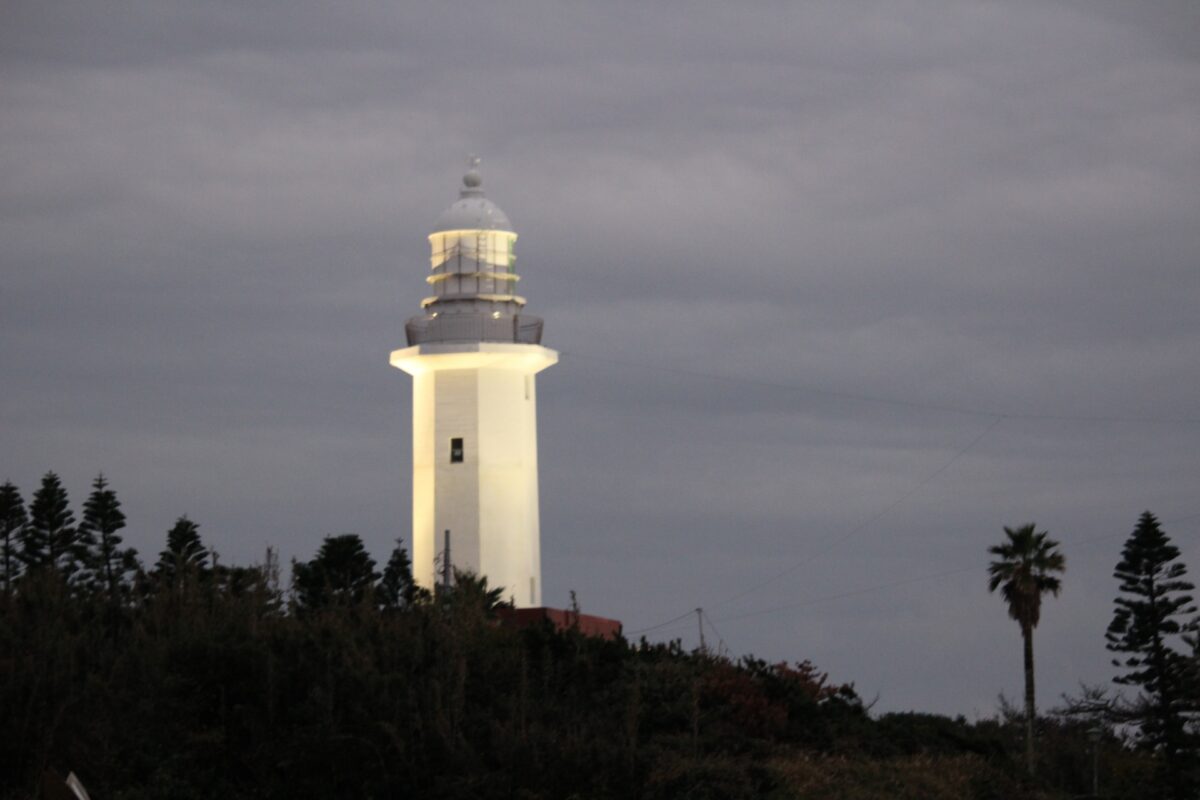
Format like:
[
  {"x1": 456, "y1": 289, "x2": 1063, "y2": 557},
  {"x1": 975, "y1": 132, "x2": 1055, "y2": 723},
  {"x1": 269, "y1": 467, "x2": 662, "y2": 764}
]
[
  {"x1": 1106, "y1": 511, "x2": 1199, "y2": 796},
  {"x1": 291, "y1": 533, "x2": 379, "y2": 609},
  {"x1": 377, "y1": 538, "x2": 423, "y2": 608},
  {"x1": 0, "y1": 557, "x2": 1093, "y2": 800},
  {"x1": 20, "y1": 472, "x2": 79, "y2": 578},
  {"x1": 0, "y1": 477, "x2": 1166, "y2": 798},
  {"x1": 987, "y1": 523, "x2": 1065, "y2": 775},
  {"x1": 155, "y1": 516, "x2": 209, "y2": 581},
  {"x1": 0, "y1": 481, "x2": 26, "y2": 594},
  {"x1": 78, "y1": 474, "x2": 137, "y2": 599},
  {"x1": 865, "y1": 713, "x2": 1008, "y2": 760}
]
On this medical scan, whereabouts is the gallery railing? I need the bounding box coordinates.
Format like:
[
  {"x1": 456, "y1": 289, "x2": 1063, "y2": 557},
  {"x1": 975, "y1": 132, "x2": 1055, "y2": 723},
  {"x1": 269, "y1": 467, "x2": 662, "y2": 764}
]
[{"x1": 406, "y1": 313, "x2": 543, "y2": 345}]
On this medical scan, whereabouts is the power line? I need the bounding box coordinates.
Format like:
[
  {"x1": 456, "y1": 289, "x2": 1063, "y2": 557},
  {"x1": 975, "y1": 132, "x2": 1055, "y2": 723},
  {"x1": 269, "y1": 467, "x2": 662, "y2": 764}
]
[
  {"x1": 586, "y1": 345, "x2": 1200, "y2": 639},
  {"x1": 560, "y1": 349, "x2": 990, "y2": 418},
  {"x1": 626, "y1": 609, "x2": 696, "y2": 637},
  {"x1": 626, "y1": 606, "x2": 733, "y2": 655},
  {"x1": 560, "y1": 349, "x2": 1200, "y2": 426},
  {"x1": 714, "y1": 565, "x2": 982, "y2": 624},
  {"x1": 625, "y1": 414, "x2": 1005, "y2": 637},
  {"x1": 628, "y1": 511, "x2": 1200, "y2": 636},
  {"x1": 702, "y1": 510, "x2": 1200, "y2": 627},
  {"x1": 628, "y1": 419, "x2": 1200, "y2": 638},
  {"x1": 703, "y1": 611, "x2": 732, "y2": 656},
  {"x1": 710, "y1": 414, "x2": 1006, "y2": 612}
]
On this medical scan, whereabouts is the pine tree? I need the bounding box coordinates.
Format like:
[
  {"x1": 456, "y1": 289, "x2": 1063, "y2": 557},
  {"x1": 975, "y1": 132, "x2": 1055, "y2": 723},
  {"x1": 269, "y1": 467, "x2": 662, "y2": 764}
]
[
  {"x1": 21, "y1": 472, "x2": 79, "y2": 577},
  {"x1": 293, "y1": 534, "x2": 379, "y2": 608},
  {"x1": 378, "y1": 538, "x2": 421, "y2": 608},
  {"x1": 155, "y1": 516, "x2": 209, "y2": 582},
  {"x1": 1106, "y1": 511, "x2": 1198, "y2": 796},
  {"x1": 78, "y1": 474, "x2": 138, "y2": 597},
  {"x1": 0, "y1": 482, "x2": 27, "y2": 593}
]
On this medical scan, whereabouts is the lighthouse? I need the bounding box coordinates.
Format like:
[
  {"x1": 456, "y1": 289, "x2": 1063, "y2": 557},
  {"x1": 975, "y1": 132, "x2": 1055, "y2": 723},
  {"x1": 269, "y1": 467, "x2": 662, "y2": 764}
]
[{"x1": 390, "y1": 160, "x2": 557, "y2": 607}]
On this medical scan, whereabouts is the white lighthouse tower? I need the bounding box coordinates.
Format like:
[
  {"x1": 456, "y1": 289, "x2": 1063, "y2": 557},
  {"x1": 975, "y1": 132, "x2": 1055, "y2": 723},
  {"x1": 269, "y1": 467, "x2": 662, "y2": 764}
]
[{"x1": 390, "y1": 160, "x2": 556, "y2": 607}]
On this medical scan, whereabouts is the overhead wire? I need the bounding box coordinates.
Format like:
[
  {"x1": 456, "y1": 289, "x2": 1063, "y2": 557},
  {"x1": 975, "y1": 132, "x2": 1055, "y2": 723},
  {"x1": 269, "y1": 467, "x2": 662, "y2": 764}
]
[
  {"x1": 714, "y1": 565, "x2": 982, "y2": 624},
  {"x1": 626, "y1": 507, "x2": 1200, "y2": 639},
  {"x1": 626, "y1": 609, "x2": 696, "y2": 637},
  {"x1": 573, "y1": 348, "x2": 1200, "y2": 640},
  {"x1": 626, "y1": 509, "x2": 1200, "y2": 638},
  {"x1": 626, "y1": 415, "x2": 1003, "y2": 637},
  {"x1": 560, "y1": 349, "x2": 990, "y2": 418},
  {"x1": 703, "y1": 611, "x2": 732, "y2": 656},
  {"x1": 561, "y1": 349, "x2": 1200, "y2": 426},
  {"x1": 702, "y1": 510, "x2": 1200, "y2": 627},
  {"x1": 709, "y1": 413, "x2": 1006, "y2": 612}
]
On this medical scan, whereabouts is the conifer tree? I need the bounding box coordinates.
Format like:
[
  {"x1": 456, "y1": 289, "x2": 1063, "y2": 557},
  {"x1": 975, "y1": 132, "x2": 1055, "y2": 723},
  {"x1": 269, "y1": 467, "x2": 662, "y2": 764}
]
[
  {"x1": 155, "y1": 516, "x2": 209, "y2": 582},
  {"x1": 78, "y1": 474, "x2": 138, "y2": 597},
  {"x1": 21, "y1": 472, "x2": 79, "y2": 577},
  {"x1": 0, "y1": 482, "x2": 27, "y2": 594},
  {"x1": 378, "y1": 538, "x2": 420, "y2": 608},
  {"x1": 293, "y1": 534, "x2": 378, "y2": 608},
  {"x1": 1106, "y1": 511, "x2": 1198, "y2": 795}
]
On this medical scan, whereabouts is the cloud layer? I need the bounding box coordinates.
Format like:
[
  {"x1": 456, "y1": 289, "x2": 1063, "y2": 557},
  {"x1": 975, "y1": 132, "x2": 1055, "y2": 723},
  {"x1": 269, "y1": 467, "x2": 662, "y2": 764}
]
[{"x1": 3, "y1": 0, "x2": 1199, "y2": 714}]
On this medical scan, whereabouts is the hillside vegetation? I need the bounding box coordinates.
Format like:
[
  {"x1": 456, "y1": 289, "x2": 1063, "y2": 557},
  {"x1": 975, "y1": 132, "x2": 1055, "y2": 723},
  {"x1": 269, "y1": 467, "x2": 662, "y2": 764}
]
[{"x1": 0, "y1": 474, "x2": 1177, "y2": 798}]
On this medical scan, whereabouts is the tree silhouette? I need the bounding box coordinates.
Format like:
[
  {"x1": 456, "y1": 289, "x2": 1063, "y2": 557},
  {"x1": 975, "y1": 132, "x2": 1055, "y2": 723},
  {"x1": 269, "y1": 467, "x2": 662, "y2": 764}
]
[
  {"x1": 21, "y1": 472, "x2": 79, "y2": 577},
  {"x1": 1106, "y1": 511, "x2": 1198, "y2": 796},
  {"x1": 293, "y1": 534, "x2": 379, "y2": 608},
  {"x1": 78, "y1": 474, "x2": 138, "y2": 598},
  {"x1": 3, "y1": 479, "x2": 1136, "y2": 800},
  {"x1": 0, "y1": 482, "x2": 26, "y2": 594},
  {"x1": 443, "y1": 568, "x2": 510, "y2": 616},
  {"x1": 378, "y1": 538, "x2": 422, "y2": 608},
  {"x1": 987, "y1": 522, "x2": 1065, "y2": 775},
  {"x1": 155, "y1": 516, "x2": 209, "y2": 582}
]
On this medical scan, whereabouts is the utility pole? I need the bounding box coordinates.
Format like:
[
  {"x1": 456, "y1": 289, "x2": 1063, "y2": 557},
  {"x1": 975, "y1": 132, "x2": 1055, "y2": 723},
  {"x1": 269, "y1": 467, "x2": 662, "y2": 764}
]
[
  {"x1": 442, "y1": 529, "x2": 452, "y2": 589},
  {"x1": 696, "y1": 607, "x2": 706, "y2": 652}
]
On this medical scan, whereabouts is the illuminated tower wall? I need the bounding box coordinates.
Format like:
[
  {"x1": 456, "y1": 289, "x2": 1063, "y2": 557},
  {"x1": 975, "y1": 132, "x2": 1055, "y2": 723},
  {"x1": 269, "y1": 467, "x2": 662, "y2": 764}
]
[{"x1": 390, "y1": 162, "x2": 556, "y2": 607}]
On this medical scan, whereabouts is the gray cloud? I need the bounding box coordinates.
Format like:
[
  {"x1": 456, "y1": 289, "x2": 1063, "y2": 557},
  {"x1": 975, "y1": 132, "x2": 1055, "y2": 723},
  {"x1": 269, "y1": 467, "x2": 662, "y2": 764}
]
[{"x1": 2, "y1": 0, "x2": 1199, "y2": 715}]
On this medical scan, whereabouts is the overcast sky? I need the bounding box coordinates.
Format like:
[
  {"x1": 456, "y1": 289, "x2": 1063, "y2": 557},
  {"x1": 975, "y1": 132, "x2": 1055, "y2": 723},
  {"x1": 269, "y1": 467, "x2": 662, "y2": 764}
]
[{"x1": 3, "y1": 0, "x2": 1199, "y2": 716}]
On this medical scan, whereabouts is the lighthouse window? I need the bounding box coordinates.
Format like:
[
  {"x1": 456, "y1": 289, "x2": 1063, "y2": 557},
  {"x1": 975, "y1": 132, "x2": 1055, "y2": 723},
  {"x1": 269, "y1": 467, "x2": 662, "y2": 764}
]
[{"x1": 450, "y1": 437, "x2": 464, "y2": 463}]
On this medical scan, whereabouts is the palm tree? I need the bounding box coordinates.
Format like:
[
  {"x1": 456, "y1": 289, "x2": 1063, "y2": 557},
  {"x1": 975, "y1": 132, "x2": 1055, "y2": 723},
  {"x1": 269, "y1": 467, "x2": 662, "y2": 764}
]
[{"x1": 987, "y1": 523, "x2": 1065, "y2": 775}]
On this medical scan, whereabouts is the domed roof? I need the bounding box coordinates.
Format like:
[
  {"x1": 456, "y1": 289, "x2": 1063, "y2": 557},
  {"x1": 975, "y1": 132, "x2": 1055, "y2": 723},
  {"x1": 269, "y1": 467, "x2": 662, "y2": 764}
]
[
  {"x1": 431, "y1": 161, "x2": 513, "y2": 233},
  {"x1": 432, "y1": 195, "x2": 513, "y2": 233}
]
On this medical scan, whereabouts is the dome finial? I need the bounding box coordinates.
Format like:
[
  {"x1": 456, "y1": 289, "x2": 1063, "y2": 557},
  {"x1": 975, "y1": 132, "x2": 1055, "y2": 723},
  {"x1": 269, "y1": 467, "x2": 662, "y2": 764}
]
[{"x1": 463, "y1": 154, "x2": 483, "y2": 189}]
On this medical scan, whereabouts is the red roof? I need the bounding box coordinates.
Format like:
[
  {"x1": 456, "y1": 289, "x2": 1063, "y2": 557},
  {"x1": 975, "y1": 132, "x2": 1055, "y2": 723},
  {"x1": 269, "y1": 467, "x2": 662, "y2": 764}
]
[{"x1": 496, "y1": 607, "x2": 623, "y2": 640}]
